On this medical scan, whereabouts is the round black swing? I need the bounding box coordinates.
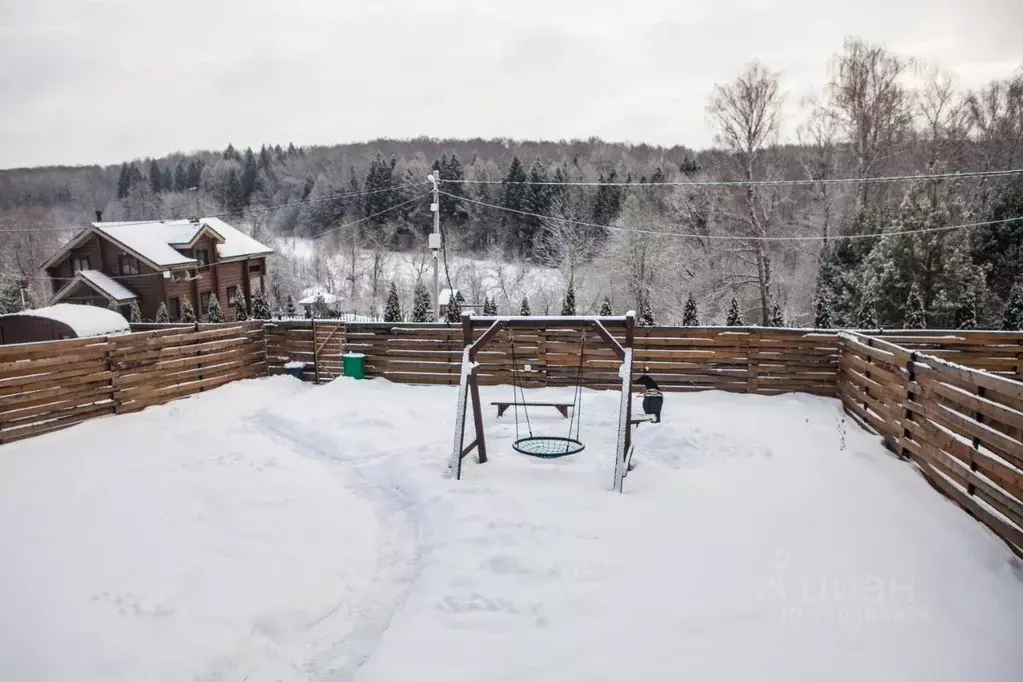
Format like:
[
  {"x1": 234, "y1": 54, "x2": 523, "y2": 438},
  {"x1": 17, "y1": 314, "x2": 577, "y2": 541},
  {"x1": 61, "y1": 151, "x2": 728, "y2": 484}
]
[
  {"x1": 508, "y1": 328, "x2": 588, "y2": 459},
  {"x1": 512, "y1": 435, "x2": 585, "y2": 458}
]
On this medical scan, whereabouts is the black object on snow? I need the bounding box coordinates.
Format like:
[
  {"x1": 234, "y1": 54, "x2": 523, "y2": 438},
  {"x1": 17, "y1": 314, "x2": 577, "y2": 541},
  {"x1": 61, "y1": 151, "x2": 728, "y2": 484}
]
[{"x1": 636, "y1": 374, "x2": 663, "y2": 423}]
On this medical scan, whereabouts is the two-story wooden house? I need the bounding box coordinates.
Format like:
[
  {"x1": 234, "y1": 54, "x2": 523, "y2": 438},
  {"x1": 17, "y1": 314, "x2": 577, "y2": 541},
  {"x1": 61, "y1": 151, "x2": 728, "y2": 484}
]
[{"x1": 41, "y1": 217, "x2": 273, "y2": 322}]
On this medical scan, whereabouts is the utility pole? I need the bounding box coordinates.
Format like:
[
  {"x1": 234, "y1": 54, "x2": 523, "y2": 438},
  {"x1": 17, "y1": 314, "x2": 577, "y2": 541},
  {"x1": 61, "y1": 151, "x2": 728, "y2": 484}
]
[{"x1": 428, "y1": 170, "x2": 441, "y2": 320}]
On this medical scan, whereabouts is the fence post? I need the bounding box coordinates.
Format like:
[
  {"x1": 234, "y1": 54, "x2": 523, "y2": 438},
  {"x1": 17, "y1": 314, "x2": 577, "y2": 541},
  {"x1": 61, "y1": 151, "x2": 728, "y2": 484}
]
[
  {"x1": 195, "y1": 321, "x2": 204, "y2": 392},
  {"x1": 746, "y1": 332, "x2": 760, "y2": 395},
  {"x1": 968, "y1": 385, "x2": 985, "y2": 496},
  {"x1": 259, "y1": 322, "x2": 269, "y2": 377},
  {"x1": 898, "y1": 351, "x2": 918, "y2": 460},
  {"x1": 312, "y1": 319, "x2": 320, "y2": 384},
  {"x1": 538, "y1": 328, "x2": 549, "y2": 388},
  {"x1": 1016, "y1": 336, "x2": 1023, "y2": 383},
  {"x1": 863, "y1": 337, "x2": 874, "y2": 417},
  {"x1": 106, "y1": 335, "x2": 119, "y2": 415}
]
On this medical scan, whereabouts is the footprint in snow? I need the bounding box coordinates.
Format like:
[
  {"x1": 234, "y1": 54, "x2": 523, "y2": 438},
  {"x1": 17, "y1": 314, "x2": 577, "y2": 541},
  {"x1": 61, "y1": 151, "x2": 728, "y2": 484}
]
[{"x1": 437, "y1": 593, "x2": 519, "y2": 614}]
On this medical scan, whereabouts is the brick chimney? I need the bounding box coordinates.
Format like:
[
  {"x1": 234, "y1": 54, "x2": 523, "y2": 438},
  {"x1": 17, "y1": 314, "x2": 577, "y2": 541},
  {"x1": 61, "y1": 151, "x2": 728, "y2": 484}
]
[{"x1": 95, "y1": 210, "x2": 103, "y2": 221}]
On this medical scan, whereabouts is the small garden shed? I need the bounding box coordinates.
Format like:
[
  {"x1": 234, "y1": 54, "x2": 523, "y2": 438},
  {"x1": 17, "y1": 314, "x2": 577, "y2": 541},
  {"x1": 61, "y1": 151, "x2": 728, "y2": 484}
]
[{"x1": 0, "y1": 303, "x2": 131, "y2": 345}]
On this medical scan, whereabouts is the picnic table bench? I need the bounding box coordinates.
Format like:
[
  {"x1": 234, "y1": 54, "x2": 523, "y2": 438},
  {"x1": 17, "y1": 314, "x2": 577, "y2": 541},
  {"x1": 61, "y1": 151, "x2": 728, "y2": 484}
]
[{"x1": 492, "y1": 401, "x2": 573, "y2": 418}]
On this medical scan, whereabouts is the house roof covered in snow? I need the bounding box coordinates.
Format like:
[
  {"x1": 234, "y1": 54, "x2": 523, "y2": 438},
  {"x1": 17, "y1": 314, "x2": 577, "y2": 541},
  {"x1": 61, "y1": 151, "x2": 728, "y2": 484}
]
[
  {"x1": 41, "y1": 217, "x2": 273, "y2": 271},
  {"x1": 297, "y1": 288, "x2": 339, "y2": 306},
  {"x1": 439, "y1": 288, "x2": 463, "y2": 306},
  {"x1": 51, "y1": 269, "x2": 138, "y2": 305},
  {"x1": 14, "y1": 303, "x2": 130, "y2": 337}
]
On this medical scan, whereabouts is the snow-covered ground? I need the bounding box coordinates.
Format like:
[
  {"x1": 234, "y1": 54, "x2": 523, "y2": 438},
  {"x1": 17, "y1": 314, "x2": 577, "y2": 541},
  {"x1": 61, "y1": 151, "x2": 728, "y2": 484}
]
[{"x1": 2, "y1": 377, "x2": 1022, "y2": 681}]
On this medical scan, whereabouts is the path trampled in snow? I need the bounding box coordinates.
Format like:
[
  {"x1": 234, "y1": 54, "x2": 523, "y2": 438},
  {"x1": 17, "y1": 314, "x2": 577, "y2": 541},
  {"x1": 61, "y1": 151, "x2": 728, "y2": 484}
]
[{"x1": 2, "y1": 376, "x2": 1022, "y2": 681}]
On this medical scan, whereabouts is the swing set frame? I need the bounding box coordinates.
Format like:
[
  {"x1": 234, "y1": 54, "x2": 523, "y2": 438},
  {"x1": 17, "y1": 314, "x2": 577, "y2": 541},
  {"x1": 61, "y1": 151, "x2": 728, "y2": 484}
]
[{"x1": 450, "y1": 312, "x2": 638, "y2": 492}]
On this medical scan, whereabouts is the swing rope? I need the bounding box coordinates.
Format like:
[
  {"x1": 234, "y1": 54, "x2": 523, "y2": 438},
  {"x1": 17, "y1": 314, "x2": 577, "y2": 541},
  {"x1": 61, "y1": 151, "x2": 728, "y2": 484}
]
[
  {"x1": 508, "y1": 328, "x2": 533, "y2": 440},
  {"x1": 566, "y1": 329, "x2": 587, "y2": 442}
]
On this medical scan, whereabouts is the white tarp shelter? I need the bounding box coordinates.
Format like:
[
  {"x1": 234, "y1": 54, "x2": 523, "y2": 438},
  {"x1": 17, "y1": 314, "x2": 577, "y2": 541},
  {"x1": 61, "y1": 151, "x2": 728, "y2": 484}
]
[{"x1": 0, "y1": 303, "x2": 130, "y2": 344}]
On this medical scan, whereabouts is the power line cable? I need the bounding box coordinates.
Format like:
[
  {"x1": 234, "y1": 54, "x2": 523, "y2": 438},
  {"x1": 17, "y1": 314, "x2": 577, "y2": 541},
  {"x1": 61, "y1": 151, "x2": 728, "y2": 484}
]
[
  {"x1": 0, "y1": 181, "x2": 431, "y2": 233},
  {"x1": 310, "y1": 192, "x2": 429, "y2": 239},
  {"x1": 442, "y1": 190, "x2": 1023, "y2": 242},
  {"x1": 440, "y1": 168, "x2": 1023, "y2": 188}
]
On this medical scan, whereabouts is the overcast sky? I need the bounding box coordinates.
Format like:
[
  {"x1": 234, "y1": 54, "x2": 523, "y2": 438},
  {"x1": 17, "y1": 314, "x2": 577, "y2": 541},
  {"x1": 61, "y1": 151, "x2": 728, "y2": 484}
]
[{"x1": 1, "y1": 0, "x2": 1021, "y2": 169}]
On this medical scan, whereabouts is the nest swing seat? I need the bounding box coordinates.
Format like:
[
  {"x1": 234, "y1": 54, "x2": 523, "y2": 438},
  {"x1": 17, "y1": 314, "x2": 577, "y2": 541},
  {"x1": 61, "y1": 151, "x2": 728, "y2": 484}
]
[{"x1": 512, "y1": 435, "x2": 585, "y2": 458}]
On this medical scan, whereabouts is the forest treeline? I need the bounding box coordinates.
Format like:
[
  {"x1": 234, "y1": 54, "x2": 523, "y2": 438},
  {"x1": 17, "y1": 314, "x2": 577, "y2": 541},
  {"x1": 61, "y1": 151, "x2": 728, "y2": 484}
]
[{"x1": 1, "y1": 37, "x2": 1022, "y2": 329}]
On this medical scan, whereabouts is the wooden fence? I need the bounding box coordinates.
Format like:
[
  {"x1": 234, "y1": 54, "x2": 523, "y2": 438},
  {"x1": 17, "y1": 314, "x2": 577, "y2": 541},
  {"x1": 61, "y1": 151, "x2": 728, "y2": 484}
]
[
  {"x1": 838, "y1": 332, "x2": 1023, "y2": 556},
  {"x1": 3, "y1": 317, "x2": 1022, "y2": 557},
  {"x1": 865, "y1": 329, "x2": 1023, "y2": 380},
  {"x1": 0, "y1": 322, "x2": 266, "y2": 444},
  {"x1": 265, "y1": 322, "x2": 842, "y2": 396}
]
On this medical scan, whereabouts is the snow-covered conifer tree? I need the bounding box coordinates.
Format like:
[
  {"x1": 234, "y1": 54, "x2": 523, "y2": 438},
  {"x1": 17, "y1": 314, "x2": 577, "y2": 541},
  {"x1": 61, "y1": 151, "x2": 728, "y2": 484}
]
[
  {"x1": 904, "y1": 283, "x2": 926, "y2": 329},
  {"x1": 180, "y1": 297, "x2": 196, "y2": 323},
  {"x1": 207, "y1": 295, "x2": 223, "y2": 323},
  {"x1": 384, "y1": 282, "x2": 402, "y2": 322},
  {"x1": 726, "y1": 298, "x2": 743, "y2": 326},
  {"x1": 682, "y1": 294, "x2": 699, "y2": 326},
  {"x1": 155, "y1": 301, "x2": 170, "y2": 323},
  {"x1": 411, "y1": 282, "x2": 430, "y2": 322}
]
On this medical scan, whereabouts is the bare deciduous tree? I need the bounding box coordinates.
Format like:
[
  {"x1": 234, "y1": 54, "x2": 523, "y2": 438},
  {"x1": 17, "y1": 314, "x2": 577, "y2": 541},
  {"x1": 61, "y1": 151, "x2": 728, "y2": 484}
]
[
  {"x1": 488, "y1": 245, "x2": 528, "y2": 314},
  {"x1": 964, "y1": 70, "x2": 1023, "y2": 210},
  {"x1": 826, "y1": 38, "x2": 915, "y2": 214},
  {"x1": 707, "y1": 61, "x2": 785, "y2": 324},
  {"x1": 797, "y1": 98, "x2": 844, "y2": 245},
  {"x1": 918, "y1": 68, "x2": 971, "y2": 170}
]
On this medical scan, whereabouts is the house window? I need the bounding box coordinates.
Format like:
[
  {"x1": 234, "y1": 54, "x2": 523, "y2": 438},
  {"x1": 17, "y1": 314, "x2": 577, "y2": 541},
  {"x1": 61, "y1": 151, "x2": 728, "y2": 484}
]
[
  {"x1": 168, "y1": 297, "x2": 180, "y2": 321},
  {"x1": 200, "y1": 291, "x2": 212, "y2": 314},
  {"x1": 195, "y1": 249, "x2": 209, "y2": 266},
  {"x1": 226, "y1": 286, "x2": 239, "y2": 306},
  {"x1": 72, "y1": 256, "x2": 90, "y2": 273},
  {"x1": 248, "y1": 263, "x2": 261, "y2": 273},
  {"x1": 118, "y1": 255, "x2": 139, "y2": 276}
]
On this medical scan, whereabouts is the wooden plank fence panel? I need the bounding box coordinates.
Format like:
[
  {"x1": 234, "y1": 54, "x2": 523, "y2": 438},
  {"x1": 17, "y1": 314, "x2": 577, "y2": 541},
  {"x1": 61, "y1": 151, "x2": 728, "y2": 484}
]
[
  {"x1": 7, "y1": 315, "x2": 1021, "y2": 561},
  {"x1": 0, "y1": 324, "x2": 267, "y2": 445},
  {"x1": 836, "y1": 331, "x2": 1023, "y2": 557},
  {"x1": 263, "y1": 323, "x2": 847, "y2": 396}
]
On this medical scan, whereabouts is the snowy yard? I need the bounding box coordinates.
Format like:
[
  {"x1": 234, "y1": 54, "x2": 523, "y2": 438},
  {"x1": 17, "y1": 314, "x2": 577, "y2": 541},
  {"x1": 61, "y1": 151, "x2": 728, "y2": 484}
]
[{"x1": 1, "y1": 376, "x2": 1022, "y2": 681}]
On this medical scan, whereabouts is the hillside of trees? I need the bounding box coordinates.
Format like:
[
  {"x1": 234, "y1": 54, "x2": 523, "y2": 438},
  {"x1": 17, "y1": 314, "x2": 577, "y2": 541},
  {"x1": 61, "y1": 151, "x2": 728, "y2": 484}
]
[{"x1": 2, "y1": 37, "x2": 1022, "y2": 328}]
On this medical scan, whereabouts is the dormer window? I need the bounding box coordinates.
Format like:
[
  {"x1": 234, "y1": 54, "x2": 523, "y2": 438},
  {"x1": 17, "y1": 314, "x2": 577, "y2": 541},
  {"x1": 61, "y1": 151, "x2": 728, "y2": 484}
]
[{"x1": 195, "y1": 249, "x2": 209, "y2": 266}]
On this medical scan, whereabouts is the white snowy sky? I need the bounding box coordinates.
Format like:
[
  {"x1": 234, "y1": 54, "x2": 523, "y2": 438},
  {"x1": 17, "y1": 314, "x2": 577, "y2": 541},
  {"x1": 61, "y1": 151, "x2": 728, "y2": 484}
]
[{"x1": 1, "y1": 0, "x2": 1021, "y2": 169}]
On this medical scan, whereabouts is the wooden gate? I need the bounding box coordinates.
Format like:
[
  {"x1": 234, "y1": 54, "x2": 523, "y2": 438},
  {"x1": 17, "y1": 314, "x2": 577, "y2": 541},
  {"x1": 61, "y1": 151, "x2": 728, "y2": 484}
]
[{"x1": 311, "y1": 321, "x2": 346, "y2": 383}]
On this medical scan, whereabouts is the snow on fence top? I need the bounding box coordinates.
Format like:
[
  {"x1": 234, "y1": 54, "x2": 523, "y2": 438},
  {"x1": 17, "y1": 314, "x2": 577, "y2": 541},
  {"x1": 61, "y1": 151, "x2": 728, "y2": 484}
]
[{"x1": 18, "y1": 303, "x2": 130, "y2": 338}]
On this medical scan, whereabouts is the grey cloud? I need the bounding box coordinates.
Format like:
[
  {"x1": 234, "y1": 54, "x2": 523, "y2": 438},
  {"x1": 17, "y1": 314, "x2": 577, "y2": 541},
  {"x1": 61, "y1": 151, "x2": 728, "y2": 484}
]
[{"x1": 1, "y1": 0, "x2": 1021, "y2": 168}]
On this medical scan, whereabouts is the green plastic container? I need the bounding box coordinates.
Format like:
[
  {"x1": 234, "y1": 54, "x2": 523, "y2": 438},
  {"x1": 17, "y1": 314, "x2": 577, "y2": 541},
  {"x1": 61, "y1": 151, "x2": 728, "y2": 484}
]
[
  {"x1": 343, "y1": 352, "x2": 366, "y2": 379},
  {"x1": 283, "y1": 361, "x2": 305, "y2": 380}
]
